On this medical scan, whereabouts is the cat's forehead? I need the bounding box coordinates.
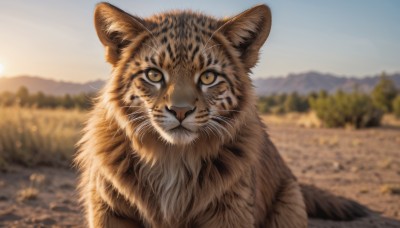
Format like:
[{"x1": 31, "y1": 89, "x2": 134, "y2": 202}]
[
  {"x1": 146, "y1": 11, "x2": 220, "y2": 40},
  {"x1": 137, "y1": 11, "x2": 225, "y2": 73}
]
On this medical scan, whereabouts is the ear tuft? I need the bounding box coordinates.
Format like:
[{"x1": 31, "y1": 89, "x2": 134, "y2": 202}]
[
  {"x1": 220, "y1": 5, "x2": 272, "y2": 70},
  {"x1": 94, "y1": 2, "x2": 147, "y2": 65}
]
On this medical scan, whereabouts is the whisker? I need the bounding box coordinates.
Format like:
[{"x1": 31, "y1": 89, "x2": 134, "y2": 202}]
[
  {"x1": 207, "y1": 121, "x2": 222, "y2": 136},
  {"x1": 127, "y1": 110, "x2": 147, "y2": 116},
  {"x1": 201, "y1": 22, "x2": 227, "y2": 53},
  {"x1": 201, "y1": 44, "x2": 221, "y2": 54},
  {"x1": 210, "y1": 109, "x2": 244, "y2": 113},
  {"x1": 211, "y1": 116, "x2": 234, "y2": 130},
  {"x1": 199, "y1": 126, "x2": 211, "y2": 139},
  {"x1": 139, "y1": 122, "x2": 153, "y2": 142},
  {"x1": 221, "y1": 109, "x2": 244, "y2": 112},
  {"x1": 143, "y1": 43, "x2": 162, "y2": 58},
  {"x1": 210, "y1": 119, "x2": 233, "y2": 139},
  {"x1": 134, "y1": 120, "x2": 152, "y2": 142},
  {"x1": 130, "y1": 18, "x2": 160, "y2": 53},
  {"x1": 129, "y1": 116, "x2": 147, "y2": 123}
]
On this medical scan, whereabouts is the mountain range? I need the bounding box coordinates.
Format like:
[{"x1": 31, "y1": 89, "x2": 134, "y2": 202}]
[
  {"x1": 0, "y1": 72, "x2": 399, "y2": 96},
  {"x1": 0, "y1": 76, "x2": 104, "y2": 96},
  {"x1": 253, "y1": 71, "x2": 400, "y2": 95}
]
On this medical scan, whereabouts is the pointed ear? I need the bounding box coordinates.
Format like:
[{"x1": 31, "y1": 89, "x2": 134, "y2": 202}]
[
  {"x1": 219, "y1": 5, "x2": 272, "y2": 70},
  {"x1": 94, "y1": 2, "x2": 148, "y2": 66}
]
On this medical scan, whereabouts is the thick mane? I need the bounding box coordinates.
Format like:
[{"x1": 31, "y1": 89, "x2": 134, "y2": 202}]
[{"x1": 76, "y1": 97, "x2": 264, "y2": 225}]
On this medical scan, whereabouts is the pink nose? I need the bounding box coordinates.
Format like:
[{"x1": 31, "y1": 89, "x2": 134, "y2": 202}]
[{"x1": 166, "y1": 106, "x2": 195, "y2": 122}]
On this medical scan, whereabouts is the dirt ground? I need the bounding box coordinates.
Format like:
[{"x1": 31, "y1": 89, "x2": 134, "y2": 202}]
[
  {"x1": 1, "y1": 121, "x2": 400, "y2": 227},
  {"x1": 265, "y1": 120, "x2": 400, "y2": 228}
]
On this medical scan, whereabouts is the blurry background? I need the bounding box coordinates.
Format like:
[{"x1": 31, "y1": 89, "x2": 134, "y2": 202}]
[
  {"x1": 1, "y1": 0, "x2": 400, "y2": 81},
  {"x1": 0, "y1": 1, "x2": 399, "y2": 227}
]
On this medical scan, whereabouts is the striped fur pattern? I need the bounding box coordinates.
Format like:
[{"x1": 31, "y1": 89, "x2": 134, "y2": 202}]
[{"x1": 75, "y1": 2, "x2": 367, "y2": 227}]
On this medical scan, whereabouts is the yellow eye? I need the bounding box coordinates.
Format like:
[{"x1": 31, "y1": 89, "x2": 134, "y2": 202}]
[
  {"x1": 146, "y1": 69, "x2": 163, "y2": 82},
  {"x1": 200, "y1": 71, "x2": 217, "y2": 85}
]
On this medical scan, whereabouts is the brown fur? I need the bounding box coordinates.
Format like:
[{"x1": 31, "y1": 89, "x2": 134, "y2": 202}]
[{"x1": 75, "y1": 3, "x2": 367, "y2": 227}]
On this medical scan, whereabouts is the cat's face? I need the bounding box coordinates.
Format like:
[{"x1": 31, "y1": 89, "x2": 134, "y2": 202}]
[
  {"x1": 122, "y1": 21, "x2": 241, "y2": 145},
  {"x1": 94, "y1": 3, "x2": 271, "y2": 145}
]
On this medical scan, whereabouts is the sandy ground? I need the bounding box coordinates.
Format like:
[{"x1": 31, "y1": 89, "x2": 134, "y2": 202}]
[
  {"x1": 0, "y1": 167, "x2": 81, "y2": 227},
  {"x1": 265, "y1": 121, "x2": 400, "y2": 228},
  {"x1": 0, "y1": 121, "x2": 400, "y2": 227}
]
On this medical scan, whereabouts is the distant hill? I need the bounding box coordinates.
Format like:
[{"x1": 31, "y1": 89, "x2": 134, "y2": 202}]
[
  {"x1": 253, "y1": 71, "x2": 400, "y2": 95},
  {"x1": 0, "y1": 76, "x2": 103, "y2": 96},
  {"x1": 1, "y1": 72, "x2": 399, "y2": 96}
]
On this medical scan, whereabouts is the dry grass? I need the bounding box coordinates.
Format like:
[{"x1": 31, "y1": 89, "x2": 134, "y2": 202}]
[
  {"x1": 262, "y1": 112, "x2": 322, "y2": 128},
  {"x1": 262, "y1": 112, "x2": 400, "y2": 129},
  {"x1": 17, "y1": 187, "x2": 39, "y2": 201},
  {"x1": 315, "y1": 135, "x2": 339, "y2": 147},
  {"x1": 380, "y1": 184, "x2": 400, "y2": 195},
  {"x1": 0, "y1": 107, "x2": 86, "y2": 169},
  {"x1": 382, "y1": 114, "x2": 400, "y2": 127},
  {"x1": 296, "y1": 112, "x2": 323, "y2": 128},
  {"x1": 30, "y1": 173, "x2": 46, "y2": 186},
  {"x1": 16, "y1": 173, "x2": 47, "y2": 201}
]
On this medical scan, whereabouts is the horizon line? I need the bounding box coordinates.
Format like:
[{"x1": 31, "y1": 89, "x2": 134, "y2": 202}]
[{"x1": 1, "y1": 70, "x2": 400, "y2": 84}]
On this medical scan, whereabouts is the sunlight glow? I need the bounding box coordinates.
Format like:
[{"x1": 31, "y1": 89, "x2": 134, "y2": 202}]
[{"x1": 0, "y1": 64, "x2": 4, "y2": 75}]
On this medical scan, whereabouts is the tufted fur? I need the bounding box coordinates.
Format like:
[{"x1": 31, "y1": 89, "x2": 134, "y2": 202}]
[{"x1": 75, "y1": 3, "x2": 367, "y2": 227}]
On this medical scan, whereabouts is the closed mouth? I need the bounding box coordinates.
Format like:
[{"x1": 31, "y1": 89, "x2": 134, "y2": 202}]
[{"x1": 169, "y1": 125, "x2": 192, "y2": 133}]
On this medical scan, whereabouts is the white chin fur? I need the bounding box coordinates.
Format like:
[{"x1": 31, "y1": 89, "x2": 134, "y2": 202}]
[
  {"x1": 150, "y1": 118, "x2": 199, "y2": 145},
  {"x1": 156, "y1": 127, "x2": 198, "y2": 145},
  {"x1": 159, "y1": 130, "x2": 197, "y2": 145}
]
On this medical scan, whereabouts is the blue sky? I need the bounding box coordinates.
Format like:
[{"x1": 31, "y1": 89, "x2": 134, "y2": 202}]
[{"x1": 0, "y1": 0, "x2": 399, "y2": 82}]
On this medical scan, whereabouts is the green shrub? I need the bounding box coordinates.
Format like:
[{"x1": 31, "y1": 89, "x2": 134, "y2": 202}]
[
  {"x1": 257, "y1": 99, "x2": 270, "y2": 114},
  {"x1": 393, "y1": 95, "x2": 400, "y2": 118},
  {"x1": 371, "y1": 73, "x2": 397, "y2": 112},
  {"x1": 257, "y1": 93, "x2": 310, "y2": 114},
  {"x1": 310, "y1": 91, "x2": 383, "y2": 128}
]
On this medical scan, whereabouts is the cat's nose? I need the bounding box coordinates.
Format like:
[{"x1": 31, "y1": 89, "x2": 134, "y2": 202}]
[{"x1": 166, "y1": 106, "x2": 196, "y2": 122}]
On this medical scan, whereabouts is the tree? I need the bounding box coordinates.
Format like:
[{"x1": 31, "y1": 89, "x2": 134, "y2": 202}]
[
  {"x1": 16, "y1": 86, "x2": 30, "y2": 106},
  {"x1": 284, "y1": 92, "x2": 311, "y2": 113},
  {"x1": 318, "y1": 90, "x2": 328, "y2": 98},
  {"x1": 62, "y1": 94, "x2": 74, "y2": 109},
  {"x1": 33, "y1": 92, "x2": 46, "y2": 108},
  {"x1": 371, "y1": 72, "x2": 397, "y2": 112},
  {"x1": 393, "y1": 95, "x2": 400, "y2": 118}
]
